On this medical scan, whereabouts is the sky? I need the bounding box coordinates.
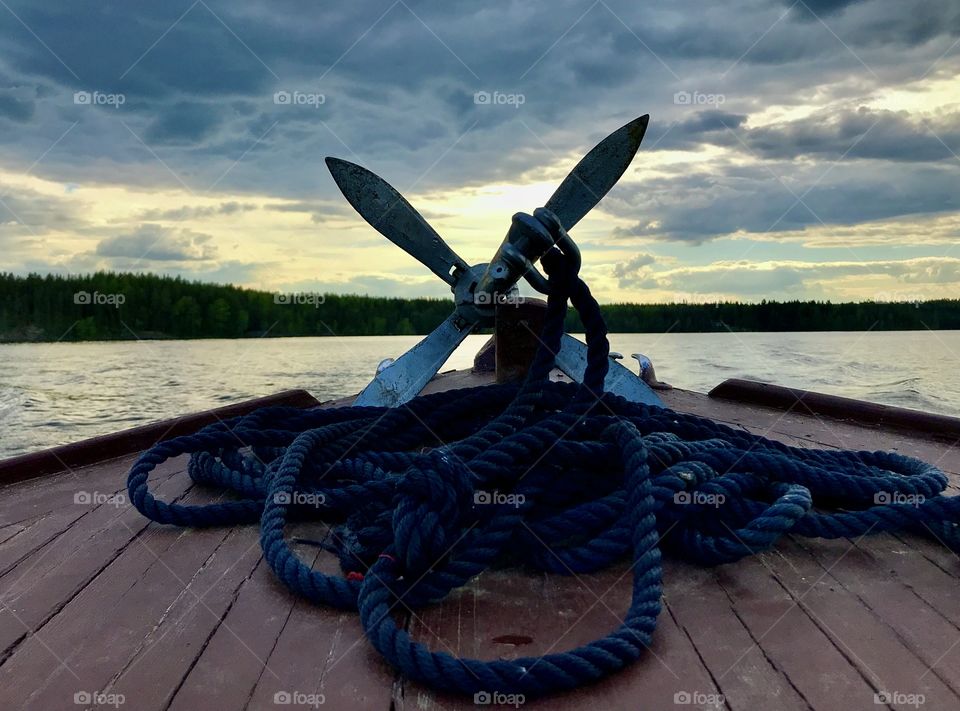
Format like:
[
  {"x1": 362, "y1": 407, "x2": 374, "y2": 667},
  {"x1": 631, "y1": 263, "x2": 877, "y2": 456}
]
[{"x1": 0, "y1": 0, "x2": 958, "y2": 304}]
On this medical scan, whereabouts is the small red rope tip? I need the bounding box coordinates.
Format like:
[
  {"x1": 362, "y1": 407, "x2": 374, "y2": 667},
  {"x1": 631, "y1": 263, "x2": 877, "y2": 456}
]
[
  {"x1": 346, "y1": 571, "x2": 365, "y2": 582},
  {"x1": 378, "y1": 553, "x2": 396, "y2": 563}
]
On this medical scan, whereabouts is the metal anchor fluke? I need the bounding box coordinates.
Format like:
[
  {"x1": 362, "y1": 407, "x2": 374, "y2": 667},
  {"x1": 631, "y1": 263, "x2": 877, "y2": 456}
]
[{"x1": 326, "y1": 114, "x2": 662, "y2": 408}]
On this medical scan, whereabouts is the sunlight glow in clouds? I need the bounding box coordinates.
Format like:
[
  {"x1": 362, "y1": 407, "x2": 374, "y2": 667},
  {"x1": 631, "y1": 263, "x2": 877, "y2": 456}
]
[{"x1": 0, "y1": 0, "x2": 958, "y2": 302}]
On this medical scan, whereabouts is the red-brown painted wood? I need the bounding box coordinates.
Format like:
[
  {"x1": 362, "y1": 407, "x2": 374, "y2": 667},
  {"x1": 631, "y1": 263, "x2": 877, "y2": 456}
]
[
  {"x1": 710, "y1": 378, "x2": 960, "y2": 441},
  {"x1": 0, "y1": 377, "x2": 958, "y2": 710}
]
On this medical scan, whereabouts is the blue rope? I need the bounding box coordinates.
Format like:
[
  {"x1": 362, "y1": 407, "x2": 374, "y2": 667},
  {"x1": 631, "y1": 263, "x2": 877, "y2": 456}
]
[{"x1": 127, "y1": 242, "x2": 960, "y2": 700}]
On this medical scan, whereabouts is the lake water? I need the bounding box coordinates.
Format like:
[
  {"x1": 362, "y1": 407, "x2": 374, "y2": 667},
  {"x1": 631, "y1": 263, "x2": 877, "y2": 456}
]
[{"x1": 1, "y1": 331, "x2": 958, "y2": 459}]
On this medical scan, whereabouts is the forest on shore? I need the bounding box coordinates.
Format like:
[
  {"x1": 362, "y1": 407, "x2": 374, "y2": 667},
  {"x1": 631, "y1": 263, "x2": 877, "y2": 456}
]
[{"x1": 2, "y1": 271, "x2": 958, "y2": 342}]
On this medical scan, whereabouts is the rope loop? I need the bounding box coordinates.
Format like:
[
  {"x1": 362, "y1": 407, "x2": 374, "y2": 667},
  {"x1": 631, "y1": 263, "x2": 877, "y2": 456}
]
[
  {"x1": 126, "y1": 211, "x2": 959, "y2": 699},
  {"x1": 393, "y1": 449, "x2": 473, "y2": 576}
]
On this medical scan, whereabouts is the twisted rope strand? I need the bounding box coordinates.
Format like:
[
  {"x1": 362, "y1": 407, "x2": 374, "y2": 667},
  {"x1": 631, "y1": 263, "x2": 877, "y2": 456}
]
[{"x1": 126, "y1": 242, "x2": 960, "y2": 699}]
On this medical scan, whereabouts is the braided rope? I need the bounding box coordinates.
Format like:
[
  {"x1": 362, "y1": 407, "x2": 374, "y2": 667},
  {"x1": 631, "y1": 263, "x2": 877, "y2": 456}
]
[{"x1": 126, "y1": 237, "x2": 960, "y2": 700}]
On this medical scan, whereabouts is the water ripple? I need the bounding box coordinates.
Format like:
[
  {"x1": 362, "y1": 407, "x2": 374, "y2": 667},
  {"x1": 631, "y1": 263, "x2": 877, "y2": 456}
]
[{"x1": 1, "y1": 332, "x2": 958, "y2": 458}]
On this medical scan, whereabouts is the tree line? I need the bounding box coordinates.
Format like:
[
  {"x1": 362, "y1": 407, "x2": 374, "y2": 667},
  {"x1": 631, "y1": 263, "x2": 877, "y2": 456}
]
[{"x1": 0, "y1": 271, "x2": 957, "y2": 342}]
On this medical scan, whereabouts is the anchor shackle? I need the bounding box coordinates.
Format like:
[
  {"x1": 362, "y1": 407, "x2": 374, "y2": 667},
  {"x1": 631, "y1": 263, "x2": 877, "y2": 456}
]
[{"x1": 474, "y1": 207, "x2": 580, "y2": 299}]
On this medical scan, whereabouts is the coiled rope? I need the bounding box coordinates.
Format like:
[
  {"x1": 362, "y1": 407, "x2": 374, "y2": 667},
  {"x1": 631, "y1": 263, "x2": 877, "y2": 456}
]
[{"x1": 127, "y1": 236, "x2": 960, "y2": 700}]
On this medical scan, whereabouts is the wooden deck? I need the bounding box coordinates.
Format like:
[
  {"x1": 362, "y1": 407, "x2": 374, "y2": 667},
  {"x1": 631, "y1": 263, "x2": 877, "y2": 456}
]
[{"x1": 1, "y1": 372, "x2": 958, "y2": 711}]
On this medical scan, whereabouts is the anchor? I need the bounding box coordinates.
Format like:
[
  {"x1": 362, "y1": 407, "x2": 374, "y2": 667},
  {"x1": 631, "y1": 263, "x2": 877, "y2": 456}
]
[{"x1": 324, "y1": 114, "x2": 663, "y2": 407}]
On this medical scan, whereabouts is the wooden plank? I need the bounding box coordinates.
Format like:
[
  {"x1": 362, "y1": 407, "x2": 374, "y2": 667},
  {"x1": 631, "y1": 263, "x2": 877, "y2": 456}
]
[
  {"x1": 241, "y1": 525, "x2": 397, "y2": 711},
  {"x1": 167, "y1": 523, "x2": 396, "y2": 711},
  {"x1": 711, "y1": 552, "x2": 878, "y2": 709},
  {"x1": 101, "y1": 526, "x2": 264, "y2": 711},
  {"x1": 398, "y1": 565, "x2": 723, "y2": 710},
  {"x1": 661, "y1": 388, "x2": 960, "y2": 482},
  {"x1": 0, "y1": 459, "x2": 190, "y2": 657},
  {"x1": 794, "y1": 535, "x2": 960, "y2": 697},
  {"x1": 0, "y1": 379, "x2": 958, "y2": 710},
  {"x1": 887, "y1": 531, "x2": 960, "y2": 582},
  {"x1": 165, "y1": 549, "x2": 322, "y2": 711},
  {"x1": 766, "y1": 536, "x2": 959, "y2": 707},
  {"x1": 0, "y1": 455, "x2": 138, "y2": 523},
  {"x1": 495, "y1": 298, "x2": 547, "y2": 383},
  {"x1": 854, "y1": 534, "x2": 960, "y2": 627},
  {"x1": 665, "y1": 393, "x2": 960, "y2": 706},
  {"x1": 665, "y1": 561, "x2": 809, "y2": 710},
  {"x1": 0, "y1": 523, "x2": 26, "y2": 546},
  {"x1": 0, "y1": 456, "x2": 146, "y2": 577},
  {"x1": 709, "y1": 378, "x2": 960, "y2": 442},
  {"x1": 0, "y1": 485, "x2": 245, "y2": 711}
]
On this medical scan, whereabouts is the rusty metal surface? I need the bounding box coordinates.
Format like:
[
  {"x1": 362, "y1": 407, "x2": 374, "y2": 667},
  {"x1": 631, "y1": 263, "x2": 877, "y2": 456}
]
[
  {"x1": 326, "y1": 157, "x2": 469, "y2": 286},
  {"x1": 494, "y1": 298, "x2": 548, "y2": 382},
  {"x1": 543, "y1": 114, "x2": 649, "y2": 231}
]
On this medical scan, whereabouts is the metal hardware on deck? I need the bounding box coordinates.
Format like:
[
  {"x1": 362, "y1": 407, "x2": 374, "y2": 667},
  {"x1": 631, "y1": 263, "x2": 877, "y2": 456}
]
[{"x1": 632, "y1": 352, "x2": 672, "y2": 390}]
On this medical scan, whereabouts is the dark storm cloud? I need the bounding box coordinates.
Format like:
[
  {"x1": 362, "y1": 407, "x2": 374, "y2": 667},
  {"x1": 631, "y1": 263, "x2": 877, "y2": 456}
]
[
  {"x1": 0, "y1": 87, "x2": 35, "y2": 122},
  {"x1": 781, "y1": 0, "x2": 960, "y2": 53},
  {"x1": 262, "y1": 199, "x2": 351, "y2": 223},
  {"x1": 613, "y1": 253, "x2": 656, "y2": 280},
  {"x1": 95, "y1": 224, "x2": 218, "y2": 261},
  {"x1": 607, "y1": 161, "x2": 960, "y2": 242},
  {"x1": 0, "y1": 0, "x2": 957, "y2": 247},
  {"x1": 821, "y1": 0, "x2": 960, "y2": 47},
  {"x1": 647, "y1": 110, "x2": 749, "y2": 151},
  {"x1": 786, "y1": 0, "x2": 868, "y2": 18},
  {"x1": 134, "y1": 201, "x2": 259, "y2": 221},
  {"x1": 144, "y1": 102, "x2": 225, "y2": 144},
  {"x1": 0, "y1": 183, "x2": 88, "y2": 232},
  {"x1": 700, "y1": 107, "x2": 960, "y2": 162}
]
